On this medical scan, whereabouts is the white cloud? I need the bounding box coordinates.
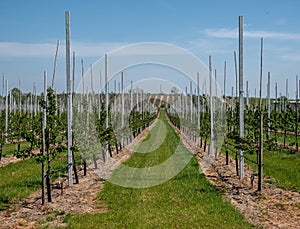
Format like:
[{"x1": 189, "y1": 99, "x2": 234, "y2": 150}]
[
  {"x1": 0, "y1": 41, "x2": 128, "y2": 57},
  {"x1": 281, "y1": 54, "x2": 300, "y2": 62},
  {"x1": 203, "y1": 28, "x2": 300, "y2": 40},
  {"x1": 0, "y1": 42, "x2": 56, "y2": 57}
]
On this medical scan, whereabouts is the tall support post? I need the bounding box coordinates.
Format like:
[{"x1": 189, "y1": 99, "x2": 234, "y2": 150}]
[
  {"x1": 275, "y1": 82, "x2": 278, "y2": 111},
  {"x1": 5, "y1": 80, "x2": 8, "y2": 143},
  {"x1": 130, "y1": 81, "x2": 133, "y2": 111},
  {"x1": 209, "y1": 55, "x2": 214, "y2": 156},
  {"x1": 197, "y1": 73, "x2": 201, "y2": 145},
  {"x1": 65, "y1": 11, "x2": 73, "y2": 187},
  {"x1": 114, "y1": 80, "x2": 117, "y2": 114},
  {"x1": 99, "y1": 69, "x2": 102, "y2": 117},
  {"x1": 239, "y1": 16, "x2": 245, "y2": 179},
  {"x1": 258, "y1": 37, "x2": 264, "y2": 192},
  {"x1": 296, "y1": 75, "x2": 299, "y2": 151},
  {"x1": 234, "y1": 51, "x2": 238, "y2": 99},
  {"x1": 0, "y1": 75, "x2": 3, "y2": 113},
  {"x1": 246, "y1": 81, "x2": 249, "y2": 136},
  {"x1": 223, "y1": 61, "x2": 226, "y2": 101},
  {"x1": 81, "y1": 59, "x2": 84, "y2": 113},
  {"x1": 34, "y1": 83, "x2": 37, "y2": 115},
  {"x1": 246, "y1": 81, "x2": 249, "y2": 108},
  {"x1": 51, "y1": 40, "x2": 60, "y2": 88},
  {"x1": 190, "y1": 81, "x2": 193, "y2": 138},
  {"x1": 42, "y1": 71, "x2": 47, "y2": 205},
  {"x1": 72, "y1": 51, "x2": 75, "y2": 94},
  {"x1": 105, "y1": 54, "x2": 109, "y2": 161},
  {"x1": 136, "y1": 87, "x2": 139, "y2": 112},
  {"x1": 286, "y1": 79, "x2": 289, "y2": 99},
  {"x1": 267, "y1": 72, "x2": 271, "y2": 140},
  {"x1": 121, "y1": 72, "x2": 125, "y2": 148}
]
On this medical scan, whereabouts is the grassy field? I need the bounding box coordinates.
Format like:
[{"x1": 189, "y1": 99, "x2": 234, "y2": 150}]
[
  {"x1": 1, "y1": 141, "x2": 30, "y2": 157},
  {"x1": 225, "y1": 138, "x2": 300, "y2": 192},
  {"x1": 66, "y1": 110, "x2": 253, "y2": 228},
  {"x1": 268, "y1": 131, "x2": 299, "y2": 147},
  {"x1": 0, "y1": 154, "x2": 69, "y2": 211}
]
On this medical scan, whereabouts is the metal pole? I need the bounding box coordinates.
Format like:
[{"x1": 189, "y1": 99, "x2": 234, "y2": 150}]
[
  {"x1": 258, "y1": 37, "x2": 264, "y2": 191},
  {"x1": 105, "y1": 54, "x2": 109, "y2": 161},
  {"x1": 42, "y1": 71, "x2": 47, "y2": 205},
  {"x1": 72, "y1": 51, "x2": 75, "y2": 94},
  {"x1": 5, "y1": 80, "x2": 8, "y2": 143},
  {"x1": 90, "y1": 64, "x2": 94, "y2": 93},
  {"x1": 239, "y1": 16, "x2": 244, "y2": 179},
  {"x1": 286, "y1": 79, "x2": 289, "y2": 99},
  {"x1": 246, "y1": 81, "x2": 249, "y2": 136},
  {"x1": 18, "y1": 80, "x2": 21, "y2": 113},
  {"x1": 130, "y1": 81, "x2": 133, "y2": 111},
  {"x1": 275, "y1": 82, "x2": 278, "y2": 111},
  {"x1": 51, "y1": 40, "x2": 60, "y2": 88},
  {"x1": 66, "y1": 10, "x2": 73, "y2": 187},
  {"x1": 121, "y1": 72, "x2": 125, "y2": 148},
  {"x1": 197, "y1": 73, "x2": 201, "y2": 146},
  {"x1": 209, "y1": 55, "x2": 214, "y2": 156},
  {"x1": 234, "y1": 51, "x2": 238, "y2": 99},
  {"x1": 267, "y1": 72, "x2": 271, "y2": 140},
  {"x1": 224, "y1": 61, "x2": 226, "y2": 100},
  {"x1": 296, "y1": 75, "x2": 299, "y2": 151},
  {"x1": 190, "y1": 81, "x2": 193, "y2": 139}
]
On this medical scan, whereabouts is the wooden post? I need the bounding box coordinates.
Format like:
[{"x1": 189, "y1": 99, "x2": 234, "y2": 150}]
[
  {"x1": 5, "y1": 80, "x2": 8, "y2": 143},
  {"x1": 66, "y1": 10, "x2": 73, "y2": 187},
  {"x1": 258, "y1": 38, "x2": 264, "y2": 192},
  {"x1": 190, "y1": 81, "x2": 193, "y2": 140},
  {"x1": 234, "y1": 51, "x2": 238, "y2": 99},
  {"x1": 51, "y1": 40, "x2": 59, "y2": 88},
  {"x1": 105, "y1": 54, "x2": 109, "y2": 161},
  {"x1": 239, "y1": 16, "x2": 245, "y2": 179},
  {"x1": 197, "y1": 73, "x2": 201, "y2": 146},
  {"x1": 209, "y1": 55, "x2": 214, "y2": 156},
  {"x1": 296, "y1": 75, "x2": 299, "y2": 151},
  {"x1": 267, "y1": 72, "x2": 271, "y2": 141},
  {"x1": 42, "y1": 71, "x2": 47, "y2": 205},
  {"x1": 121, "y1": 72, "x2": 125, "y2": 148},
  {"x1": 246, "y1": 81, "x2": 249, "y2": 136}
]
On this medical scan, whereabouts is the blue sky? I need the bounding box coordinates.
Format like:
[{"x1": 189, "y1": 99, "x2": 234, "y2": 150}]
[{"x1": 0, "y1": 0, "x2": 300, "y2": 97}]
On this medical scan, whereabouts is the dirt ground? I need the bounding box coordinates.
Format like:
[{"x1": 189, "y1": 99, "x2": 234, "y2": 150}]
[
  {"x1": 0, "y1": 121, "x2": 156, "y2": 229},
  {"x1": 0, "y1": 154, "x2": 22, "y2": 167},
  {"x1": 172, "y1": 122, "x2": 300, "y2": 229},
  {"x1": 1, "y1": 118, "x2": 300, "y2": 228}
]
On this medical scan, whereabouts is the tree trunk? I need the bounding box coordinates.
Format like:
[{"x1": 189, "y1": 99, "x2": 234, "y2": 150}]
[
  {"x1": 93, "y1": 154, "x2": 98, "y2": 169},
  {"x1": 72, "y1": 152, "x2": 79, "y2": 184},
  {"x1": 46, "y1": 158, "x2": 52, "y2": 202},
  {"x1": 83, "y1": 160, "x2": 87, "y2": 176}
]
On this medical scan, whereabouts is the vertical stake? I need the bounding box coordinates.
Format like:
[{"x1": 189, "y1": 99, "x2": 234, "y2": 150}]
[
  {"x1": 239, "y1": 16, "x2": 244, "y2": 179},
  {"x1": 209, "y1": 55, "x2": 214, "y2": 156},
  {"x1": 258, "y1": 37, "x2": 264, "y2": 192},
  {"x1": 66, "y1": 10, "x2": 73, "y2": 187}
]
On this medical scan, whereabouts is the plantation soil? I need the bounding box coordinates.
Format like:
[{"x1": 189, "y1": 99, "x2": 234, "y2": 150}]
[
  {"x1": 0, "y1": 120, "x2": 157, "y2": 229},
  {"x1": 1, "y1": 117, "x2": 300, "y2": 228},
  {"x1": 172, "y1": 122, "x2": 300, "y2": 229}
]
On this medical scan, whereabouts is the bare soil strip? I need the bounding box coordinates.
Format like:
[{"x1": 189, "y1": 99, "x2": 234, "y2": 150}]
[
  {"x1": 2, "y1": 116, "x2": 300, "y2": 228},
  {"x1": 0, "y1": 155, "x2": 22, "y2": 167},
  {"x1": 0, "y1": 120, "x2": 158, "y2": 229},
  {"x1": 169, "y1": 120, "x2": 300, "y2": 229}
]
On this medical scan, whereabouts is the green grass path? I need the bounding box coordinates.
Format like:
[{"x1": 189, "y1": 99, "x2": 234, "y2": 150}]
[
  {"x1": 67, "y1": 110, "x2": 252, "y2": 228},
  {"x1": 0, "y1": 155, "x2": 68, "y2": 211}
]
